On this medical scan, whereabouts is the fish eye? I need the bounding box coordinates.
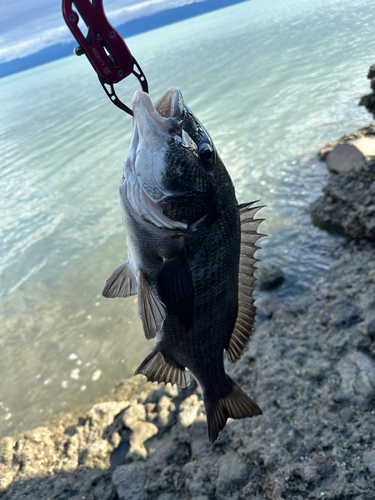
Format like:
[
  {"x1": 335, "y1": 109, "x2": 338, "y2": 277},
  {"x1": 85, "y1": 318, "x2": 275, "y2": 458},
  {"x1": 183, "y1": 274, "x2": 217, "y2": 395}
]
[{"x1": 198, "y1": 142, "x2": 215, "y2": 167}]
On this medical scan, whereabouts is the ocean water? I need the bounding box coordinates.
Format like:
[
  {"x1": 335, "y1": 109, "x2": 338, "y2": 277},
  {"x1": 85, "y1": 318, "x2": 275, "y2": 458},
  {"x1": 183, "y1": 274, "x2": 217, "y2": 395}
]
[{"x1": 0, "y1": 0, "x2": 374, "y2": 438}]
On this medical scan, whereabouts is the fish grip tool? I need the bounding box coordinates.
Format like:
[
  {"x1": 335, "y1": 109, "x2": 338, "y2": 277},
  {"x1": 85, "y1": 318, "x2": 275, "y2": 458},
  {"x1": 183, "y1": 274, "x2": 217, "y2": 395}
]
[{"x1": 62, "y1": 0, "x2": 148, "y2": 115}]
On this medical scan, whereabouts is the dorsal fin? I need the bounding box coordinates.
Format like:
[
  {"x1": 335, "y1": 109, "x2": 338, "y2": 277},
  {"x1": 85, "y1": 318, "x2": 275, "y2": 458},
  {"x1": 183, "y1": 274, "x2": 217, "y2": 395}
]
[
  {"x1": 226, "y1": 202, "x2": 266, "y2": 363},
  {"x1": 102, "y1": 260, "x2": 137, "y2": 298},
  {"x1": 138, "y1": 272, "x2": 166, "y2": 339}
]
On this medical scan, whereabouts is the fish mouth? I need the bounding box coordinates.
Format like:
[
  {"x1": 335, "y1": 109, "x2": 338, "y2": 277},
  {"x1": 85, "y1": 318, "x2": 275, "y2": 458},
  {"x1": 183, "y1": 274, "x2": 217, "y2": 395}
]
[
  {"x1": 132, "y1": 86, "x2": 184, "y2": 136},
  {"x1": 121, "y1": 88, "x2": 188, "y2": 231}
]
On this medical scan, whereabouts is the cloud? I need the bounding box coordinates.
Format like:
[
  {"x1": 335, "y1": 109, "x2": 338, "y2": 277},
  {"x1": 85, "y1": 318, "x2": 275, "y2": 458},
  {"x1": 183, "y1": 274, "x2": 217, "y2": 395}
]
[{"x1": 0, "y1": 0, "x2": 206, "y2": 64}]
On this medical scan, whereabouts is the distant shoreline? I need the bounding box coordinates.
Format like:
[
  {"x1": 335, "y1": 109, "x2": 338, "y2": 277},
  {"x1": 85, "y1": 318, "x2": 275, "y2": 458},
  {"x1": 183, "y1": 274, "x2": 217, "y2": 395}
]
[{"x1": 0, "y1": 0, "x2": 249, "y2": 79}]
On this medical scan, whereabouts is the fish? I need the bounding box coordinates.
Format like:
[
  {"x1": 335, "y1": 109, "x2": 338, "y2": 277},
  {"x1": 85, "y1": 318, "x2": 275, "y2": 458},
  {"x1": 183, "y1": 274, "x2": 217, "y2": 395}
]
[{"x1": 102, "y1": 87, "x2": 264, "y2": 442}]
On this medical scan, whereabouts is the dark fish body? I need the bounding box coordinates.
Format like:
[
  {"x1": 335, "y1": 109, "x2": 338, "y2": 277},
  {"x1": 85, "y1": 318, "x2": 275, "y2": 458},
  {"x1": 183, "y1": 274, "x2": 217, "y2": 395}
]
[{"x1": 103, "y1": 88, "x2": 263, "y2": 442}]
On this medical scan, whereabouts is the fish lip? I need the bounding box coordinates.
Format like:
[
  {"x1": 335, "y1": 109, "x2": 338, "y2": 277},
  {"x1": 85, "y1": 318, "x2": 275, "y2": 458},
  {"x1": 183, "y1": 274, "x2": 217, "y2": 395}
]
[{"x1": 132, "y1": 87, "x2": 184, "y2": 135}]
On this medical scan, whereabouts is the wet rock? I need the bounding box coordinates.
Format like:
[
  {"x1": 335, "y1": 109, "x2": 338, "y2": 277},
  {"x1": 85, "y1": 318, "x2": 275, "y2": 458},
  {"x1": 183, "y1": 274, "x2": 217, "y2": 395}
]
[
  {"x1": 257, "y1": 297, "x2": 284, "y2": 318},
  {"x1": 122, "y1": 404, "x2": 146, "y2": 430},
  {"x1": 113, "y1": 463, "x2": 146, "y2": 500},
  {"x1": 325, "y1": 298, "x2": 361, "y2": 326},
  {"x1": 127, "y1": 422, "x2": 158, "y2": 461},
  {"x1": 256, "y1": 264, "x2": 285, "y2": 290}
]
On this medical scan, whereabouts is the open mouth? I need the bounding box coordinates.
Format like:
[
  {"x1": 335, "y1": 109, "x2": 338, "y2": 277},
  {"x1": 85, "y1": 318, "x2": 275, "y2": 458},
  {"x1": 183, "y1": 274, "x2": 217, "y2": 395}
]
[
  {"x1": 120, "y1": 88, "x2": 188, "y2": 231},
  {"x1": 131, "y1": 87, "x2": 184, "y2": 134}
]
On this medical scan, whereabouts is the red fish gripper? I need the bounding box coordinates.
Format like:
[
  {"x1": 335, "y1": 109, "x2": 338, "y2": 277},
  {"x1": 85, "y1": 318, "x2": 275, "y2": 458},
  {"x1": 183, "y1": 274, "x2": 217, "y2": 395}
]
[{"x1": 62, "y1": 0, "x2": 148, "y2": 115}]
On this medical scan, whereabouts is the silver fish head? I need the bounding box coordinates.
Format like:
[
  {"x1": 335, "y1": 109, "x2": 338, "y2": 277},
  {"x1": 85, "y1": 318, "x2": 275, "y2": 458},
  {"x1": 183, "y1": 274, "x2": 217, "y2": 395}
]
[{"x1": 121, "y1": 87, "x2": 231, "y2": 229}]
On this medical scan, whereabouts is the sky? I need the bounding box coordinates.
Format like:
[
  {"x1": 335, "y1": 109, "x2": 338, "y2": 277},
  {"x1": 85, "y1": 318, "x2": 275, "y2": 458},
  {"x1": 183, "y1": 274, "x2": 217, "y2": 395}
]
[{"x1": 0, "y1": 0, "x2": 207, "y2": 64}]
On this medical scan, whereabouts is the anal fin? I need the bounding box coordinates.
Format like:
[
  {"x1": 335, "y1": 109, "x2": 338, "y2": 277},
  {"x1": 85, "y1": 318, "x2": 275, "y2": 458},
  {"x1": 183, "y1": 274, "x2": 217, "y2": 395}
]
[
  {"x1": 102, "y1": 260, "x2": 137, "y2": 298},
  {"x1": 134, "y1": 347, "x2": 190, "y2": 388}
]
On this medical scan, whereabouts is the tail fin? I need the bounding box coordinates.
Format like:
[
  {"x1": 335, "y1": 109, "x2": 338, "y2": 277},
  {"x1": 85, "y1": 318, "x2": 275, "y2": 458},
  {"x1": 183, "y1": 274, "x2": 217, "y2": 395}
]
[{"x1": 204, "y1": 378, "x2": 262, "y2": 443}]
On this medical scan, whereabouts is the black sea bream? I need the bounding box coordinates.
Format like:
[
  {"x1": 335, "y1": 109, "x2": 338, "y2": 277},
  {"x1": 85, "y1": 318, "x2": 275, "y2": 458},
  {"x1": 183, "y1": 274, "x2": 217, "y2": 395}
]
[{"x1": 103, "y1": 87, "x2": 264, "y2": 442}]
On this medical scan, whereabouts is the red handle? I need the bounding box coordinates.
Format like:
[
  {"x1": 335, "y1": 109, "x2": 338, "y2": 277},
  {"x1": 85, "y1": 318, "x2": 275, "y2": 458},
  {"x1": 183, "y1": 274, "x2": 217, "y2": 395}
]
[{"x1": 62, "y1": 0, "x2": 133, "y2": 84}]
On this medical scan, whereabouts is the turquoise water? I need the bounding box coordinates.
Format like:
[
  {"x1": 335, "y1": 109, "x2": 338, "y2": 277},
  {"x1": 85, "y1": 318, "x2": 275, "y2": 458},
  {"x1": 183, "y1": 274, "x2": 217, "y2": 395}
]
[{"x1": 0, "y1": 0, "x2": 374, "y2": 437}]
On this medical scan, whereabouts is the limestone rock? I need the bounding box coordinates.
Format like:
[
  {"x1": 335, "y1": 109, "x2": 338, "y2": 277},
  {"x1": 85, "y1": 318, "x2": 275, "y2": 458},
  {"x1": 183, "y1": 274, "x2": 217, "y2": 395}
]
[
  {"x1": 178, "y1": 395, "x2": 203, "y2": 427},
  {"x1": 157, "y1": 396, "x2": 176, "y2": 428},
  {"x1": 127, "y1": 422, "x2": 158, "y2": 461},
  {"x1": 122, "y1": 404, "x2": 146, "y2": 430}
]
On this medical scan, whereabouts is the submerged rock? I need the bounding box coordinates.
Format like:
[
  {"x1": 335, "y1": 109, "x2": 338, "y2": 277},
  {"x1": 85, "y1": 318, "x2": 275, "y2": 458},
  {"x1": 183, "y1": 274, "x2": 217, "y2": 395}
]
[{"x1": 256, "y1": 264, "x2": 285, "y2": 290}]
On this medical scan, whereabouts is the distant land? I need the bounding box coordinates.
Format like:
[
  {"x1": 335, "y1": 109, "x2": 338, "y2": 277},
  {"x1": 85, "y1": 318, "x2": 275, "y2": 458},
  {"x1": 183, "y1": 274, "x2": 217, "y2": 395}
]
[{"x1": 0, "y1": 0, "x2": 249, "y2": 79}]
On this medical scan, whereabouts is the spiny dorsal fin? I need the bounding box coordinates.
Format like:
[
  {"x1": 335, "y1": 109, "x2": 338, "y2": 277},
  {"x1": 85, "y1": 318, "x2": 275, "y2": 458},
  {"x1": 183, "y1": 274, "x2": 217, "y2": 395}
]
[
  {"x1": 102, "y1": 260, "x2": 137, "y2": 298},
  {"x1": 138, "y1": 272, "x2": 166, "y2": 340},
  {"x1": 134, "y1": 347, "x2": 190, "y2": 388},
  {"x1": 226, "y1": 203, "x2": 266, "y2": 364}
]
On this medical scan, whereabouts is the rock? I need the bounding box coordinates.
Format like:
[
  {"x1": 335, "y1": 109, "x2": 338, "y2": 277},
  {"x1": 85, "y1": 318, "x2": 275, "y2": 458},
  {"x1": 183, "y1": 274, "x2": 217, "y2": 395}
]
[
  {"x1": 336, "y1": 351, "x2": 375, "y2": 398},
  {"x1": 309, "y1": 153, "x2": 375, "y2": 239},
  {"x1": 178, "y1": 395, "x2": 202, "y2": 427},
  {"x1": 325, "y1": 299, "x2": 361, "y2": 326},
  {"x1": 257, "y1": 297, "x2": 284, "y2": 317},
  {"x1": 158, "y1": 464, "x2": 183, "y2": 492},
  {"x1": 157, "y1": 396, "x2": 176, "y2": 428},
  {"x1": 216, "y1": 452, "x2": 248, "y2": 499},
  {"x1": 164, "y1": 384, "x2": 179, "y2": 399},
  {"x1": 256, "y1": 264, "x2": 285, "y2": 290},
  {"x1": 363, "y1": 450, "x2": 375, "y2": 474},
  {"x1": 82, "y1": 439, "x2": 113, "y2": 468},
  {"x1": 122, "y1": 404, "x2": 146, "y2": 430},
  {"x1": 368, "y1": 64, "x2": 375, "y2": 80},
  {"x1": 127, "y1": 422, "x2": 158, "y2": 461},
  {"x1": 183, "y1": 460, "x2": 218, "y2": 497},
  {"x1": 326, "y1": 138, "x2": 375, "y2": 173},
  {"x1": 367, "y1": 318, "x2": 375, "y2": 340},
  {"x1": 113, "y1": 463, "x2": 146, "y2": 500},
  {"x1": 0, "y1": 438, "x2": 14, "y2": 467}
]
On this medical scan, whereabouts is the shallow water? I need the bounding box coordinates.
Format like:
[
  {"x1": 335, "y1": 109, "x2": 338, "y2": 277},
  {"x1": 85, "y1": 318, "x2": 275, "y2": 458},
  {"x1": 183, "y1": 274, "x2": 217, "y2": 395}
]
[{"x1": 0, "y1": 0, "x2": 374, "y2": 437}]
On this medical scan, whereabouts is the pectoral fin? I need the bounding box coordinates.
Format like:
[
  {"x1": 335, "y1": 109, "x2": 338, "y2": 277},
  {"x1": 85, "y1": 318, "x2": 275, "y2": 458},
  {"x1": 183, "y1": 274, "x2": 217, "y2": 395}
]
[
  {"x1": 102, "y1": 260, "x2": 137, "y2": 298},
  {"x1": 226, "y1": 202, "x2": 266, "y2": 363},
  {"x1": 158, "y1": 248, "x2": 194, "y2": 332},
  {"x1": 138, "y1": 272, "x2": 166, "y2": 339}
]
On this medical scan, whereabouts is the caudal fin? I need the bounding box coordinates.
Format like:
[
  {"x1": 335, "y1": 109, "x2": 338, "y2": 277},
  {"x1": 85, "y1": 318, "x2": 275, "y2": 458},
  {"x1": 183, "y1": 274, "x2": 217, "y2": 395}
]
[{"x1": 204, "y1": 378, "x2": 262, "y2": 443}]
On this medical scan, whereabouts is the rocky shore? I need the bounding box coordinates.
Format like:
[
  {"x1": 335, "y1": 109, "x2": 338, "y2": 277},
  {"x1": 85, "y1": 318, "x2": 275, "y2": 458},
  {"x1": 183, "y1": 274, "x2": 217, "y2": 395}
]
[{"x1": 2, "y1": 130, "x2": 375, "y2": 500}]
